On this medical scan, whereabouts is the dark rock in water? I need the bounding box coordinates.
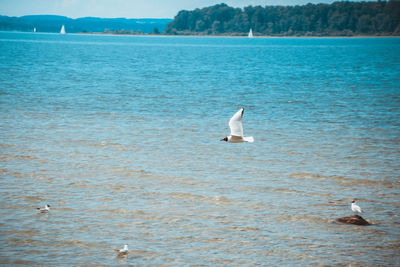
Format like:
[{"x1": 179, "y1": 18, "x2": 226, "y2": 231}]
[{"x1": 336, "y1": 215, "x2": 370, "y2": 226}]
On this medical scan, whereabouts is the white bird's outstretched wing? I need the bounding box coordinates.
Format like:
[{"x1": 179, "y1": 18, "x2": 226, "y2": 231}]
[{"x1": 229, "y1": 108, "x2": 244, "y2": 137}]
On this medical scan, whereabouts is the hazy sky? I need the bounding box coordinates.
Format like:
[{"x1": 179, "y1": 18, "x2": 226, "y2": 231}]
[{"x1": 0, "y1": 0, "x2": 357, "y2": 19}]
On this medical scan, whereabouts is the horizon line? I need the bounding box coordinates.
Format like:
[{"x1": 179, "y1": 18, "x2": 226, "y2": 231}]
[{"x1": 0, "y1": 14, "x2": 174, "y2": 20}]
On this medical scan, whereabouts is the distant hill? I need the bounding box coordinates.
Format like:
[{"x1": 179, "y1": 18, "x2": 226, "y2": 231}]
[
  {"x1": 164, "y1": 1, "x2": 400, "y2": 36},
  {"x1": 0, "y1": 15, "x2": 172, "y2": 34}
]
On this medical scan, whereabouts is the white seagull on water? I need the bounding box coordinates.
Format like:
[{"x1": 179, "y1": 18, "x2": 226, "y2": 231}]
[
  {"x1": 116, "y1": 244, "x2": 128, "y2": 256},
  {"x1": 37, "y1": 204, "x2": 50, "y2": 213},
  {"x1": 220, "y1": 108, "x2": 254, "y2": 143},
  {"x1": 351, "y1": 200, "x2": 362, "y2": 215}
]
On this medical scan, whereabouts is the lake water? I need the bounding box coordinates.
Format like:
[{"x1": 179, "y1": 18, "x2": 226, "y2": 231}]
[{"x1": 0, "y1": 32, "x2": 399, "y2": 266}]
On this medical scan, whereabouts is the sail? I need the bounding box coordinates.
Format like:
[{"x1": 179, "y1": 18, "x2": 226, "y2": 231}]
[
  {"x1": 34, "y1": 28, "x2": 36, "y2": 32},
  {"x1": 60, "y1": 25, "x2": 66, "y2": 34},
  {"x1": 248, "y1": 29, "x2": 253, "y2": 38}
]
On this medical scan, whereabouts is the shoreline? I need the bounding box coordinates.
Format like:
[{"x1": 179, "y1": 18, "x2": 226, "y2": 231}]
[
  {"x1": 76, "y1": 32, "x2": 399, "y2": 38},
  {"x1": 2, "y1": 31, "x2": 398, "y2": 38}
]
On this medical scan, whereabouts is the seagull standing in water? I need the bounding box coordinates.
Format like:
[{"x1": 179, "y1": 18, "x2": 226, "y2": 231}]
[
  {"x1": 220, "y1": 108, "x2": 254, "y2": 143},
  {"x1": 37, "y1": 204, "x2": 50, "y2": 213},
  {"x1": 351, "y1": 200, "x2": 362, "y2": 215},
  {"x1": 116, "y1": 244, "x2": 128, "y2": 256}
]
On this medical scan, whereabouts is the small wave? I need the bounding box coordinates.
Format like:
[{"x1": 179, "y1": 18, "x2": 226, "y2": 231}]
[
  {"x1": 90, "y1": 141, "x2": 126, "y2": 150},
  {"x1": 210, "y1": 195, "x2": 231, "y2": 202},
  {"x1": 275, "y1": 214, "x2": 332, "y2": 225},
  {"x1": 231, "y1": 226, "x2": 260, "y2": 232},
  {"x1": 105, "y1": 167, "x2": 150, "y2": 176},
  {"x1": 68, "y1": 182, "x2": 104, "y2": 190},
  {"x1": 4, "y1": 229, "x2": 39, "y2": 238},
  {"x1": 111, "y1": 185, "x2": 127, "y2": 191},
  {"x1": 10, "y1": 260, "x2": 38, "y2": 265},
  {"x1": 0, "y1": 169, "x2": 25, "y2": 178},
  {"x1": 279, "y1": 100, "x2": 308, "y2": 105},
  {"x1": 101, "y1": 208, "x2": 147, "y2": 216},
  {"x1": 0, "y1": 143, "x2": 15, "y2": 149},
  {"x1": 168, "y1": 192, "x2": 204, "y2": 202},
  {"x1": 290, "y1": 172, "x2": 399, "y2": 187},
  {"x1": 37, "y1": 177, "x2": 54, "y2": 183},
  {"x1": 249, "y1": 186, "x2": 333, "y2": 198},
  {"x1": 22, "y1": 196, "x2": 45, "y2": 202},
  {"x1": 125, "y1": 249, "x2": 157, "y2": 258},
  {"x1": 0, "y1": 153, "x2": 37, "y2": 161},
  {"x1": 167, "y1": 192, "x2": 232, "y2": 205},
  {"x1": 60, "y1": 240, "x2": 101, "y2": 249},
  {"x1": 206, "y1": 258, "x2": 235, "y2": 265},
  {"x1": 203, "y1": 237, "x2": 224, "y2": 243}
]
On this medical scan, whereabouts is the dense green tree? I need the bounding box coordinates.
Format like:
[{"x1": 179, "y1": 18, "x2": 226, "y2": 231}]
[{"x1": 164, "y1": 1, "x2": 400, "y2": 36}]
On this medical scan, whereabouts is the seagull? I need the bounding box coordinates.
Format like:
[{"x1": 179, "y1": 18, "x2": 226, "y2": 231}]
[
  {"x1": 37, "y1": 204, "x2": 50, "y2": 213},
  {"x1": 220, "y1": 108, "x2": 254, "y2": 143},
  {"x1": 115, "y1": 244, "x2": 128, "y2": 256},
  {"x1": 351, "y1": 200, "x2": 362, "y2": 215}
]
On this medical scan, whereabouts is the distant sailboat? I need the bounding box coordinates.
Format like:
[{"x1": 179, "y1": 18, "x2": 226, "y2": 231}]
[
  {"x1": 33, "y1": 27, "x2": 36, "y2": 32},
  {"x1": 248, "y1": 28, "x2": 254, "y2": 38},
  {"x1": 60, "y1": 25, "x2": 66, "y2": 34}
]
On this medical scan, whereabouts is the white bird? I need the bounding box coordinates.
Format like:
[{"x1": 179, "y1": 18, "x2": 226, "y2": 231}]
[
  {"x1": 37, "y1": 204, "x2": 50, "y2": 213},
  {"x1": 351, "y1": 200, "x2": 362, "y2": 215},
  {"x1": 116, "y1": 244, "x2": 128, "y2": 256},
  {"x1": 220, "y1": 108, "x2": 254, "y2": 143}
]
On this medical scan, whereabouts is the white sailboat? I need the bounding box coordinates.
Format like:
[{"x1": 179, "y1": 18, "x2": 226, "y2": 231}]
[
  {"x1": 60, "y1": 25, "x2": 66, "y2": 34},
  {"x1": 248, "y1": 28, "x2": 254, "y2": 38},
  {"x1": 34, "y1": 27, "x2": 36, "y2": 32}
]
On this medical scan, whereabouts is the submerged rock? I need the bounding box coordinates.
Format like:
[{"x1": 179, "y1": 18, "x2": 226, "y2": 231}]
[{"x1": 336, "y1": 215, "x2": 370, "y2": 226}]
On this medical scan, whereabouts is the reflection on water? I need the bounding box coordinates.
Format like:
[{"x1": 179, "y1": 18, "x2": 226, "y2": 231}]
[{"x1": 0, "y1": 32, "x2": 400, "y2": 266}]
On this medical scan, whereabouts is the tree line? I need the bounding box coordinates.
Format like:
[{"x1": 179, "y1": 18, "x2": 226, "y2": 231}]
[{"x1": 164, "y1": 1, "x2": 400, "y2": 36}]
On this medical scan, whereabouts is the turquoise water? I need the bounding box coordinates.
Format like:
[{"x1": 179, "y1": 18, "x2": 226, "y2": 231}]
[{"x1": 0, "y1": 32, "x2": 399, "y2": 266}]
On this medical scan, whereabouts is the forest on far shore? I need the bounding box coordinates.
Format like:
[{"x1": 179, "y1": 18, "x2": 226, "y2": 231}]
[{"x1": 164, "y1": 1, "x2": 400, "y2": 36}]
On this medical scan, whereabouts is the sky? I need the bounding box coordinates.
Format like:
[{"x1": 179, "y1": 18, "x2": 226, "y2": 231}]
[{"x1": 0, "y1": 0, "x2": 359, "y2": 19}]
